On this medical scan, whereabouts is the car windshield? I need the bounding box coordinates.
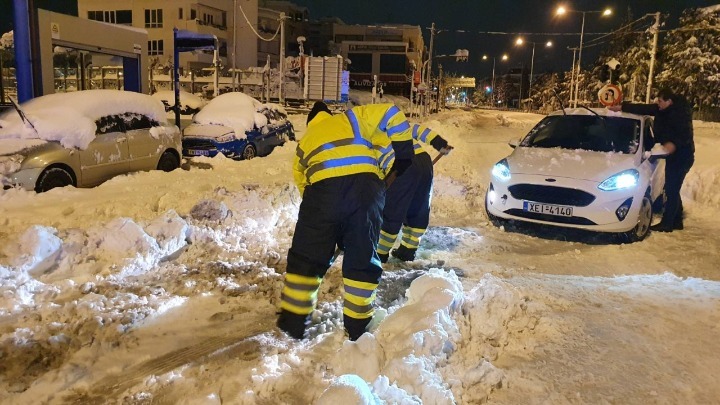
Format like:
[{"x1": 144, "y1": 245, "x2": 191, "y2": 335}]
[{"x1": 520, "y1": 115, "x2": 640, "y2": 154}]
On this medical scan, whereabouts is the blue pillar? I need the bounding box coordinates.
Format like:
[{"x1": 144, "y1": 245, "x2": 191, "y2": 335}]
[
  {"x1": 13, "y1": 0, "x2": 34, "y2": 102},
  {"x1": 123, "y1": 57, "x2": 140, "y2": 92}
]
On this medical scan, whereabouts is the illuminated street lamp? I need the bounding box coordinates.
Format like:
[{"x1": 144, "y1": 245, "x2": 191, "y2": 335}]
[
  {"x1": 483, "y1": 54, "x2": 508, "y2": 106},
  {"x1": 515, "y1": 37, "x2": 553, "y2": 100},
  {"x1": 557, "y1": 5, "x2": 612, "y2": 107}
]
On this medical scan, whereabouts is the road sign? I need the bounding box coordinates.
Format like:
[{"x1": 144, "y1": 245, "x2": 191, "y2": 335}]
[{"x1": 598, "y1": 84, "x2": 623, "y2": 106}]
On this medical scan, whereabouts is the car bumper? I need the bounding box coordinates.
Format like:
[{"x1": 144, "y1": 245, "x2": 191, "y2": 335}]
[
  {"x1": 486, "y1": 175, "x2": 647, "y2": 233},
  {"x1": 1, "y1": 167, "x2": 43, "y2": 191},
  {"x1": 182, "y1": 138, "x2": 248, "y2": 158}
]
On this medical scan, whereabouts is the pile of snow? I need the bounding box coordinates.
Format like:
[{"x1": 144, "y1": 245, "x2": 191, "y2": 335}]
[
  {"x1": 152, "y1": 90, "x2": 206, "y2": 115},
  {"x1": 0, "y1": 90, "x2": 167, "y2": 150}
]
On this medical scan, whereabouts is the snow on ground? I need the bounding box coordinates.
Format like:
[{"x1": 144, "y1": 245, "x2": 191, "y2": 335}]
[{"x1": 1, "y1": 99, "x2": 719, "y2": 404}]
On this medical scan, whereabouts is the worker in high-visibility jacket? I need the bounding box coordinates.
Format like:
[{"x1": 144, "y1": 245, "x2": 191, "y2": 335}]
[
  {"x1": 278, "y1": 101, "x2": 414, "y2": 341},
  {"x1": 375, "y1": 123, "x2": 452, "y2": 263}
]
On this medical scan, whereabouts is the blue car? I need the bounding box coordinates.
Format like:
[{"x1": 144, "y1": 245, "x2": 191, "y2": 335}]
[{"x1": 182, "y1": 93, "x2": 295, "y2": 160}]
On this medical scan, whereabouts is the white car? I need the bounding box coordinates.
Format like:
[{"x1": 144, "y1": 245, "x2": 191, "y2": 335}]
[{"x1": 485, "y1": 107, "x2": 665, "y2": 242}]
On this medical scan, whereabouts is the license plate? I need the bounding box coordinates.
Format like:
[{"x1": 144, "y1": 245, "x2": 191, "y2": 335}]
[
  {"x1": 187, "y1": 149, "x2": 210, "y2": 156},
  {"x1": 523, "y1": 201, "x2": 573, "y2": 217}
]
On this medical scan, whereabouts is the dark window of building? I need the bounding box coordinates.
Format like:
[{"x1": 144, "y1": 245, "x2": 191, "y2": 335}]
[
  {"x1": 87, "y1": 11, "x2": 102, "y2": 21},
  {"x1": 219, "y1": 40, "x2": 227, "y2": 57},
  {"x1": 103, "y1": 11, "x2": 115, "y2": 23},
  {"x1": 116, "y1": 10, "x2": 132, "y2": 24},
  {"x1": 148, "y1": 40, "x2": 164, "y2": 55},
  {"x1": 190, "y1": 8, "x2": 197, "y2": 20},
  {"x1": 222, "y1": 11, "x2": 227, "y2": 28},
  {"x1": 380, "y1": 54, "x2": 406, "y2": 74},
  {"x1": 179, "y1": 8, "x2": 183, "y2": 20},
  {"x1": 335, "y1": 34, "x2": 364, "y2": 42},
  {"x1": 348, "y1": 53, "x2": 372, "y2": 73},
  {"x1": 145, "y1": 9, "x2": 163, "y2": 28}
]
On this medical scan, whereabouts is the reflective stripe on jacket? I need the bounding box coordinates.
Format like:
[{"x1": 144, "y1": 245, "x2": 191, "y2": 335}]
[
  {"x1": 293, "y1": 105, "x2": 414, "y2": 195},
  {"x1": 375, "y1": 123, "x2": 445, "y2": 173}
]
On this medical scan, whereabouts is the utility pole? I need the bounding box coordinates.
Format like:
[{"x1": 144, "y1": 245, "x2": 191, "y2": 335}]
[
  {"x1": 279, "y1": 12, "x2": 286, "y2": 105},
  {"x1": 568, "y1": 47, "x2": 577, "y2": 107},
  {"x1": 232, "y1": 0, "x2": 237, "y2": 92},
  {"x1": 425, "y1": 22, "x2": 436, "y2": 116},
  {"x1": 645, "y1": 12, "x2": 660, "y2": 103}
]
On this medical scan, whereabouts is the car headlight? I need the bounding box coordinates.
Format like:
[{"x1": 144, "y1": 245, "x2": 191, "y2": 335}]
[
  {"x1": 0, "y1": 154, "x2": 26, "y2": 176},
  {"x1": 598, "y1": 169, "x2": 639, "y2": 191},
  {"x1": 216, "y1": 134, "x2": 235, "y2": 143},
  {"x1": 491, "y1": 159, "x2": 511, "y2": 181}
]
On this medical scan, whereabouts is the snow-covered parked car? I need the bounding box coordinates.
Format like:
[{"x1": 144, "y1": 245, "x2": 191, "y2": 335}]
[
  {"x1": 0, "y1": 90, "x2": 182, "y2": 192},
  {"x1": 485, "y1": 107, "x2": 665, "y2": 242},
  {"x1": 152, "y1": 90, "x2": 206, "y2": 115},
  {"x1": 182, "y1": 92, "x2": 295, "y2": 160}
]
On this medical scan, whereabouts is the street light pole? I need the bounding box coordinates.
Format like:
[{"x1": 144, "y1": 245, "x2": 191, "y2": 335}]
[
  {"x1": 573, "y1": 11, "x2": 586, "y2": 108},
  {"x1": 558, "y1": 6, "x2": 611, "y2": 108},
  {"x1": 232, "y1": 0, "x2": 237, "y2": 92},
  {"x1": 491, "y1": 57, "x2": 496, "y2": 106}
]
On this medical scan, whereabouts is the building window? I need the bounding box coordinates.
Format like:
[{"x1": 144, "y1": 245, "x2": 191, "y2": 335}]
[
  {"x1": 148, "y1": 40, "x2": 164, "y2": 55},
  {"x1": 190, "y1": 8, "x2": 197, "y2": 20},
  {"x1": 380, "y1": 54, "x2": 406, "y2": 74},
  {"x1": 348, "y1": 53, "x2": 372, "y2": 73},
  {"x1": 116, "y1": 10, "x2": 132, "y2": 25},
  {"x1": 179, "y1": 8, "x2": 183, "y2": 20},
  {"x1": 87, "y1": 10, "x2": 131, "y2": 25},
  {"x1": 145, "y1": 9, "x2": 163, "y2": 28}
]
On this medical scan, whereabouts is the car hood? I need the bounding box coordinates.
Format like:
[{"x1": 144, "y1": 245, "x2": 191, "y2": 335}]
[
  {"x1": 507, "y1": 147, "x2": 638, "y2": 183},
  {"x1": 183, "y1": 123, "x2": 239, "y2": 139}
]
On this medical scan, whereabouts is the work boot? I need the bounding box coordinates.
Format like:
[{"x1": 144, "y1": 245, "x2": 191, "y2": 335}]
[
  {"x1": 344, "y1": 314, "x2": 372, "y2": 341},
  {"x1": 391, "y1": 245, "x2": 416, "y2": 262},
  {"x1": 673, "y1": 220, "x2": 684, "y2": 230},
  {"x1": 378, "y1": 253, "x2": 389, "y2": 263},
  {"x1": 650, "y1": 222, "x2": 673, "y2": 233},
  {"x1": 277, "y1": 309, "x2": 309, "y2": 339}
]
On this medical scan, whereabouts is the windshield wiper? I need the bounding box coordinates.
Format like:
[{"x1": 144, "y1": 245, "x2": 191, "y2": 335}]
[
  {"x1": 551, "y1": 89, "x2": 567, "y2": 115},
  {"x1": 9, "y1": 96, "x2": 39, "y2": 135},
  {"x1": 578, "y1": 104, "x2": 606, "y2": 126}
]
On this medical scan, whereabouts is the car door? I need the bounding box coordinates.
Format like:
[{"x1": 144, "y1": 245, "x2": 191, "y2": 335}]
[
  {"x1": 78, "y1": 114, "x2": 130, "y2": 186},
  {"x1": 125, "y1": 113, "x2": 162, "y2": 171},
  {"x1": 644, "y1": 118, "x2": 665, "y2": 201}
]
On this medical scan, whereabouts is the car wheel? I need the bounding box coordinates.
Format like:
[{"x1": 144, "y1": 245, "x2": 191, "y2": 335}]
[
  {"x1": 623, "y1": 196, "x2": 652, "y2": 242},
  {"x1": 157, "y1": 150, "x2": 180, "y2": 172},
  {"x1": 241, "y1": 144, "x2": 257, "y2": 160},
  {"x1": 35, "y1": 166, "x2": 75, "y2": 193}
]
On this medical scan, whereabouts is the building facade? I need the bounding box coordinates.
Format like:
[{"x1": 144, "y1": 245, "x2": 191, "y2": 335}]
[
  {"x1": 77, "y1": 0, "x2": 259, "y2": 73},
  {"x1": 333, "y1": 24, "x2": 423, "y2": 96}
]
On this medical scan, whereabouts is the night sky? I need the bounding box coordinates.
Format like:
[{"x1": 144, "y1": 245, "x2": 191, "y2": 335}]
[{"x1": 1, "y1": 0, "x2": 717, "y2": 79}]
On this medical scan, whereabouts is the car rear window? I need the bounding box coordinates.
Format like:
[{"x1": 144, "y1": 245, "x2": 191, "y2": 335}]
[{"x1": 521, "y1": 115, "x2": 640, "y2": 154}]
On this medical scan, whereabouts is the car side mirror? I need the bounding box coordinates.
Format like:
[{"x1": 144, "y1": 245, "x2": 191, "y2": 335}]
[{"x1": 508, "y1": 138, "x2": 519, "y2": 149}]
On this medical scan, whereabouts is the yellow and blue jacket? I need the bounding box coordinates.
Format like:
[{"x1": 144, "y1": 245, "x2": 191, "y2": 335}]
[
  {"x1": 374, "y1": 123, "x2": 445, "y2": 175},
  {"x1": 293, "y1": 103, "x2": 414, "y2": 196}
]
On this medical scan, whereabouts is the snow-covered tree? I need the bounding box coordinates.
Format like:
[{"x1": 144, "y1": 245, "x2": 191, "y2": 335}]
[
  {"x1": 656, "y1": 6, "x2": 720, "y2": 109},
  {"x1": 0, "y1": 30, "x2": 13, "y2": 50}
]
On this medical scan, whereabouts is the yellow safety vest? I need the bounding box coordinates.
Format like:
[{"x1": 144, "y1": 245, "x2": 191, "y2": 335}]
[{"x1": 293, "y1": 104, "x2": 413, "y2": 195}]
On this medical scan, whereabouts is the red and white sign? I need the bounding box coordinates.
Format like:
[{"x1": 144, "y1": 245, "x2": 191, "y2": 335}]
[{"x1": 598, "y1": 84, "x2": 623, "y2": 106}]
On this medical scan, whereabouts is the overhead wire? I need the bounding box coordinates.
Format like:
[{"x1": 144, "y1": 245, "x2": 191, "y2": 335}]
[{"x1": 238, "y1": 1, "x2": 281, "y2": 42}]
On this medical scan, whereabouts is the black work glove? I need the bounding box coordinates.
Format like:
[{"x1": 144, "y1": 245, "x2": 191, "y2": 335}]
[
  {"x1": 390, "y1": 158, "x2": 412, "y2": 177},
  {"x1": 430, "y1": 136, "x2": 448, "y2": 152}
]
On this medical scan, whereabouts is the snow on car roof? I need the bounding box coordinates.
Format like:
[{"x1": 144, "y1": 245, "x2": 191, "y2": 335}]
[
  {"x1": 0, "y1": 90, "x2": 167, "y2": 152},
  {"x1": 152, "y1": 90, "x2": 206, "y2": 109},
  {"x1": 191, "y1": 92, "x2": 286, "y2": 136},
  {"x1": 549, "y1": 107, "x2": 645, "y2": 120}
]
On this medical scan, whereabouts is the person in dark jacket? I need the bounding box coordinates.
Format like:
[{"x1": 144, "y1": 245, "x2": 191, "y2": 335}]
[
  {"x1": 609, "y1": 88, "x2": 695, "y2": 232},
  {"x1": 374, "y1": 124, "x2": 452, "y2": 262}
]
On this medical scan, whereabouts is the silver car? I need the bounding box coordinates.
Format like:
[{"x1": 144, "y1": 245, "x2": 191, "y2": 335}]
[{"x1": 0, "y1": 90, "x2": 182, "y2": 192}]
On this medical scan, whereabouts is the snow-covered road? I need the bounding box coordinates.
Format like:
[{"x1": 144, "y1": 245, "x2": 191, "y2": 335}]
[{"x1": 1, "y1": 106, "x2": 719, "y2": 404}]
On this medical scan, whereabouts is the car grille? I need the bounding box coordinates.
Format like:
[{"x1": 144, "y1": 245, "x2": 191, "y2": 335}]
[
  {"x1": 182, "y1": 139, "x2": 215, "y2": 150},
  {"x1": 504, "y1": 209, "x2": 597, "y2": 225},
  {"x1": 508, "y1": 184, "x2": 596, "y2": 207}
]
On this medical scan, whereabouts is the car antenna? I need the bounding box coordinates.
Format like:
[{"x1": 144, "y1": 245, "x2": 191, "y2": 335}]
[
  {"x1": 551, "y1": 89, "x2": 567, "y2": 115},
  {"x1": 8, "y1": 96, "x2": 39, "y2": 134}
]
